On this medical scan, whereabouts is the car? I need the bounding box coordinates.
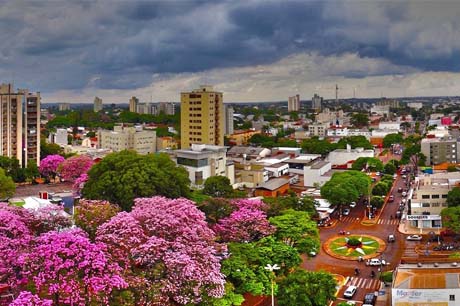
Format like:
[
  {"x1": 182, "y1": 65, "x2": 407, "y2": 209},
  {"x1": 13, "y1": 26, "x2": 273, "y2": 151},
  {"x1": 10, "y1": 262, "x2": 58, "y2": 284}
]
[
  {"x1": 343, "y1": 285, "x2": 357, "y2": 298},
  {"x1": 343, "y1": 208, "x2": 351, "y2": 216},
  {"x1": 376, "y1": 172, "x2": 381, "y2": 176},
  {"x1": 402, "y1": 174, "x2": 407, "y2": 179},
  {"x1": 389, "y1": 195, "x2": 394, "y2": 202},
  {"x1": 366, "y1": 258, "x2": 388, "y2": 266},
  {"x1": 397, "y1": 187, "x2": 403, "y2": 193},
  {"x1": 363, "y1": 293, "x2": 377, "y2": 306},
  {"x1": 407, "y1": 235, "x2": 423, "y2": 241},
  {"x1": 402, "y1": 191, "x2": 407, "y2": 197},
  {"x1": 346, "y1": 302, "x2": 356, "y2": 306},
  {"x1": 393, "y1": 174, "x2": 398, "y2": 180},
  {"x1": 350, "y1": 202, "x2": 357, "y2": 208},
  {"x1": 388, "y1": 234, "x2": 395, "y2": 242}
]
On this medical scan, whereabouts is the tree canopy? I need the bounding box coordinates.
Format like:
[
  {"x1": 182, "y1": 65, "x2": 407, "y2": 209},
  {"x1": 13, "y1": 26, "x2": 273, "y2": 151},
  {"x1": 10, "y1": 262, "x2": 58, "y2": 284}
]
[
  {"x1": 441, "y1": 207, "x2": 460, "y2": 234},
  {"x1": 447, "y1": 187, "x2": 460, "y2": 207},
  {"x1": 321, "y1": 171, "x2": 371, "y2": 207},
  {"x1": 350, "y1": 113, "x2": 369, "y2": 128},
  {"x1": 82, "y1": 151, "x2": 190, "y2": 211},
  {"x1": 0, "y1": 168, "x2": 15, "y2": 200},
  {"x1": 351, "y1": 157, "x2": 384, "y2": 172},
  {"x1": 203, "y1": 176, "x2": 234, "y2": 198},
  {"x1": 383, "y1": 133, "x2": 404, "y2": 148},
  {"x1": 301, "y1": 137, "x2": 337, "y2": 156}
]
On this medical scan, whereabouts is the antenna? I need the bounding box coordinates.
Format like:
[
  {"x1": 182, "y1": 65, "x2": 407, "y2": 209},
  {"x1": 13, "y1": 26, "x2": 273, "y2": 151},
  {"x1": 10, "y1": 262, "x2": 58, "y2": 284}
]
[
  {"x1": 335, "y1": 84, "x2": 339, "y2": 104},
  {"x1": 353, "y1": 88, "x2": 356, "y2": 99}
]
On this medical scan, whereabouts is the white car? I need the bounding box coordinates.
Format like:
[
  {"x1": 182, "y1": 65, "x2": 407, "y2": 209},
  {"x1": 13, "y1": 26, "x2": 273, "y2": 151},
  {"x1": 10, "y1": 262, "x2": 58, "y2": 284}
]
[
  {"x1": 402, "y1": 191, "x2": 407, "y2": 197},
  {"x1": 407, "y1": 235, "x2": 423, "y2": 241},
  {"x1": 343, "y1": 285, "x2": 357, "y2": 298},
  {"x1": 366, "y1": 258, "x2": 388, "y2": 266},
  {"x1": 350, "y1": 202, "x2": 357, "y2": 208},
  {"x1": 343, "y1": 208, "x2": 351, "y2": 216}
]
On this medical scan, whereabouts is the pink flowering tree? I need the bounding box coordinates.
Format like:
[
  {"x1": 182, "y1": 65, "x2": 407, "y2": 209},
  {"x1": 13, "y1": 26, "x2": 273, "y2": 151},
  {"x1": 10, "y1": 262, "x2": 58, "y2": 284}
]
[
  {"x1": 213, "y1": 199, "x2": 275, "y2": 243},
  {"x1": 74, "y1": 199, "x2": 120, "y2": 240},
  {"x1": 20, "y1": 229, "x2": 127, "y2": 305},
  {"x1": 72, "y1": 173, "x2": 89, "y2": 196},
  {"x1": 96, "y1": 196, "x2": 225, "y2": 305},
  {"x1": 32, "y1": 204, "x2": 72, "y2": 234},
  {"x1": 0, "y1": 206, "x2": 32, "y2": 289},
  {"x1": 39, "y1": 154, "x2": 65, "y2": 182},
  {"x1": 10, "y1": 291, "x2": 52, "y2": 306},
  {"x1": 58, "y1": 155, "x2": 94, "y2": 182}
]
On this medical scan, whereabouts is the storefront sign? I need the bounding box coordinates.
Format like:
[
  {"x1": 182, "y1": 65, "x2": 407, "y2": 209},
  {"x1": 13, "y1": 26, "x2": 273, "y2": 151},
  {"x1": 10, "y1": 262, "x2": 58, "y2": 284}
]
[{"x1": 407, "y1": 215, "x2": 441, "y2": 221}]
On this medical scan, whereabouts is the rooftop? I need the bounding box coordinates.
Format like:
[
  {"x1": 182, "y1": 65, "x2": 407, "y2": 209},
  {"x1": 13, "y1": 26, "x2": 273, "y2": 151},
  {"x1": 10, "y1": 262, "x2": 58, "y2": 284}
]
[
  {"x1": 256, "y1": 178, "x2": 290, "y2": 191},
  {"x1": 394, "y1": 263, "x2": 460, "y2": 289}
]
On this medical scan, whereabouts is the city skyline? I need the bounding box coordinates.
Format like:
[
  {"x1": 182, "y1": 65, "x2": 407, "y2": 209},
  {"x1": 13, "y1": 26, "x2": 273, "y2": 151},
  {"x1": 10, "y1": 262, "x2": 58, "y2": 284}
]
[{"x1": 1, "y1": 1, "x2": 460, "y2": 103}]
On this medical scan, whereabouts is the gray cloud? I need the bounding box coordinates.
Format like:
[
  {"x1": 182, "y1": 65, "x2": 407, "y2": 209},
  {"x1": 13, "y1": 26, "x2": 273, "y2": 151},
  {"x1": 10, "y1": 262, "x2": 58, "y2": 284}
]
[{"x1": 0, "y1": 0, "x2": 459, "y2": 98}]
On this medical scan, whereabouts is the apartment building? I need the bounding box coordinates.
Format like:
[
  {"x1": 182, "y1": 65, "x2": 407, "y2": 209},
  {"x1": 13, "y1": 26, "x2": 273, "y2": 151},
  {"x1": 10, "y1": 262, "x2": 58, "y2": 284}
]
[
  {"x1": 129, "y1": 96, "x2": 138, "y2": 112},
  {"x1": 0, "y1": 83, "x2": 41, "y2": 167},
  {"x1": 421, "y1": 137, "x2": 460, "y2": 166},
  {"x1": 58, "y1": 103, "x2": 71, "y2": 111},
  {"x1": 224, "y1": 105, "x2": 234, "y2": 135},
  {"x1": 94, "y1": 96, "x2": 103, "y2": 112},
  {"x1": 48, "y1": 128, "x2": 68, "y2": 146},
  {"x1": 311, "y1": 94, "x2": 323, "y2": 112},
  {"x1": 308, "y1": 122, "x2": 329, "y2": 136},
  {"x1": 288, "y1": 94, "x2": 300, "y2": 112},
  {"x1": 98, "y1": 124, "x2": 156, "y2": 154},
  {"x1": 180, "y1": 86, "x2": 224, "y2": 149},
  {"x1": 175, "y1": 144, "x2": 233, "y2": 187}
]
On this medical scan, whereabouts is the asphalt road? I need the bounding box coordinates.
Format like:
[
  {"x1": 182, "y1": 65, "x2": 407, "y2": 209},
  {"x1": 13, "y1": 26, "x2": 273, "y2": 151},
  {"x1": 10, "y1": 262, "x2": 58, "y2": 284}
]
[{"x1": 303, "y1": 173, "x2": 410, "y2": 305}]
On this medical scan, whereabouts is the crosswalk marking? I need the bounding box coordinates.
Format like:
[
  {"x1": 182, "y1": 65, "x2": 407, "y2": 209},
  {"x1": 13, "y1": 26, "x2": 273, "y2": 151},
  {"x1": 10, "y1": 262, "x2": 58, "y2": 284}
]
[
  {"x1": 340, "y1": 216, "x2": 399, "y2": 225},
  {"x1": 347, "y1": 277, "x2": 381, "y2": 291}
]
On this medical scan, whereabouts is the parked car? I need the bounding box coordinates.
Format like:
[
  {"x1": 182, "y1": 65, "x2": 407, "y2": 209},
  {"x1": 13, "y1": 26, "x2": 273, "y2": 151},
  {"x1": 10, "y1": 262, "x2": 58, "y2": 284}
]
[
  {"x1": 343, "y1": 208, "x2": 351, "y2": 216},
  {"x1": 389, "y1": 195, "x2": 394, "y2": 202},
  {"x1": 366, "y1": 258, "x2": 388, "y2": 266},
  {"x1": 397, "y1": 187, "x2": 403, "y2": 193},
  {"x1": 363, "y1": 293, "x2": 377, "y2": 306},
  {"x1": 407, "y1": 235, "x2": 423, "y2": 241},
  {"x1": 343, "y1": 285, "x2": 357, "y2": 298},
  {"x1": 402, "y1": 174, "x2": 407, "y2": 179},
  {"x1": 402, "y1": 191, "x2": 407, "y2": 197},
  {"x1": 350, "y1": 202, "x2": 357, "y2": 208},
  {"x1": 388, "y1": 234, "x2": 395, "y2": 242}
]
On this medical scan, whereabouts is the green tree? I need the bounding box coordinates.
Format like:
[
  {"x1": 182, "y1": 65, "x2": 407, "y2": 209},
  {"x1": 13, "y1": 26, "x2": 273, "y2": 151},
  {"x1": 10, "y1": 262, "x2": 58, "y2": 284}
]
[
  {"x1": 40, "y1": 140, "x2": 64, "y2": 159},
  {"x1": 82, "y1": 151, "x2": 190, "y2": 211},
  {"x1": 301, "y1": 137, "x2": 337, "y2": 156},
  {"x1": 222, "y1": 236, "x2": 301, "y2": 296},
  {"x1": 447, "y1": 187, "x2": 460, "y2": 207},
  {"x1": 26, "y1": 160, "x2": 40, "y2": 182},
  {"x1": 350, "y1": 113, "x2": 369, "y2": 128},
  {"x1": 197, "y1": 198, "x2": 234, "y2": 225},
  {"x1": 383, "y1": 133, "x2": 404, "y2": 148},
  {"x1": 372, "y1": 181, "x2": 390, "y2": 196},
  {"x1": 263, "y1": 193, "x2": 317, "y2": 217},
  {"x1": 383, "y1": 162, "x2": 396, "y2": 175},
  {"x1": 352, "y1": 157, "x2": 383, "y2": 172},
  {"x1": 202, "y1": 176, "x2": 234, "y2": 198},
  {"x1": 0, "y1": 168, "x2": 15, "y2": 200},
  {"x1": 441, "y1": 207, "x2": 460, "y2": 233},
  {"x1": 337, "y1": 136, "x2": 373, "y2": 150},
  {"x1": 277, "y1": 269, "x2": 337, "y2": 306},
  {"x1": 269, "y1": 209, "x2": 320, "y2": 254},
  {"x1": 370, "y1": 196, "x2": 384, "y2": 209}
]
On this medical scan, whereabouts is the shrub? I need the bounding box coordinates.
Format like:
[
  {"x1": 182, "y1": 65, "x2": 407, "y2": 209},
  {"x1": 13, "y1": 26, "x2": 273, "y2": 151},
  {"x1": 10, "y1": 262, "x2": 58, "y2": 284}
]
[{"x1": 347, "y1": 237, "x2": 361, "y2": 246}]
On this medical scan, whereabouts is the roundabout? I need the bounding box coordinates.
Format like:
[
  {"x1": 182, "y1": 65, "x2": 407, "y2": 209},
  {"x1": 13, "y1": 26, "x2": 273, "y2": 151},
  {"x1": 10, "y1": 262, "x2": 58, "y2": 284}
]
[{"x1": 323, "y1": 234, "x2": 386, "y2": 261}]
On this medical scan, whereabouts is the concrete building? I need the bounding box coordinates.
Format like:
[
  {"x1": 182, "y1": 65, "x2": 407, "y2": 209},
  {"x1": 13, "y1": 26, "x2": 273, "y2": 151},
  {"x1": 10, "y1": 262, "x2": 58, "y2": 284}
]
[
  {"x1": 379, "y1": 121, "x2": 401, "y2": 131},
  {"x1": 265, "y1": 162, "x2": 289, "y2": 178},
  {"x1": 375, "y1": 98, "x2": 400, "y2": 108},
  {"x1": 0, "y1": 83, "x2": 41, "y2": 167},
  {"x1": 227, "y1": 146, "x2": 271, "y2": 161},
  {"x1": 288, "y1": 94, "x2": 300, "y2": 112},
  {"x1": 392, "y1": 261, "x2": 460, "y2": 306},
  {"x1": 234, "y1": 163, "x2": 268, "y2": 188},
  {"x1": 255, "y1": 178, "x2": 290, "y2": 197},
  {"x1": 58, "y1": 103, "x2": 71, "y2": 111},
  {"x1": 316, "y1": 108, "x2": 344, "y2": 125},
  {"x1": 98, "y1": 124, "x2": 156, "y2": 154},
  {"x1": 93, "y1": 96, "x2": 103, "y2": 112},
  {"x1": 421, "y1": 137, "x2": 460, "y2": 165},
  {"x1": 228, "y1": 129, "x2": 261, "y2": 146},
  {"x1": 285, "y1": 154, "x2": 322, "y2": 175},
  {"x1": 308, "y1": 122, "x2": 329, "y2": 137},
  {"x1": 48, "y1": 128, "x2": 68, "y2": 146},
  {"x1": 303, "y1": 160, "x2": 332, "y2": 187},
  {"x1": 180, "y1": 85, "x2": 224, "y2": 149},
  {"x1": 348, "y1": 129, "x2": 371, "y2": 138},
  {"x1": 129, "y1": 96, "x2": 139, "y2": 112},
  {"x1": 311, "y1": 94, "x2": 323, "y2": 112},
  {"x1": 156, "y1": 136, "x2": 178, "y2": 151},
  {"x1": 175, "y1": 144, "x2": 233, "y2": 187},
  {"x1": 407, "y1": 102, "x2": 423, "y2": 110},
  {"x1": 224, "y1": 105, "x2": 234, "y2": 135},
  {"x1": 370, "y1": 104, "x2": 390, "y2": 116},
  {"x1": 326, "y1": 125, "x2": 349, "y2": 137},
  {"x1": 327, "y1": 145, "x2": 374, "y2": 166}
]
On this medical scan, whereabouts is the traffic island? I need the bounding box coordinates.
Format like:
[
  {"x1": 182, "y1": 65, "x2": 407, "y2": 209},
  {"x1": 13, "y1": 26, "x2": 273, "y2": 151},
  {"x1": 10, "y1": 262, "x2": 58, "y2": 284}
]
[{"x1": 323, "y1": 234, "x2": 386, "y2": 261}]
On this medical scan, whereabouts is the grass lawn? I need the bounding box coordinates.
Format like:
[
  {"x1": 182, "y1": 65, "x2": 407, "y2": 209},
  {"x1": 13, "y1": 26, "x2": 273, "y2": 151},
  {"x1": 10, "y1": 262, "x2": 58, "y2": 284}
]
[{"x1": 329, "y1": 236, "x2": 379, "y2": 257}]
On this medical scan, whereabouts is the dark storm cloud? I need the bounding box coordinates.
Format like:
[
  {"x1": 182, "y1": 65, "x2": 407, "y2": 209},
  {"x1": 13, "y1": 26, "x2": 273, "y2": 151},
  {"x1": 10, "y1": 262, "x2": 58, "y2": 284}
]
[{"x1": 1, "y1": 0, "x2": 460, "y2": 93}]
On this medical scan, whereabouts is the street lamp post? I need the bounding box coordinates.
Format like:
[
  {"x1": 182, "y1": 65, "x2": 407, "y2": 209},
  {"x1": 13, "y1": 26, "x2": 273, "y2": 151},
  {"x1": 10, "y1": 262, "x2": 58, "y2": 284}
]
[{"x1": 264, "y1": 263, "x2": 280, "y2": 306}]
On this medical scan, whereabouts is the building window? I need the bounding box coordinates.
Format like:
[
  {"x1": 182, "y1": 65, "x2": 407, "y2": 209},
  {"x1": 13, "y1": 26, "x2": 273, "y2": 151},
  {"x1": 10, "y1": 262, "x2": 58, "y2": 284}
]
[
  {"x1": 422, "y1": 203, "x2": 430, "y2": 207},
  {"x1": 450, "y1": 295, "x2": 455, "y2": 301},
  {"x1": 432, "y1": 194, "x2": 440, "y2": 199},
  {"x1": 442, "y1": 194, "x2": 448, "y2": 198},
  {"x1": 422, "y1": 195, "x2": 430, "y2": 199}
]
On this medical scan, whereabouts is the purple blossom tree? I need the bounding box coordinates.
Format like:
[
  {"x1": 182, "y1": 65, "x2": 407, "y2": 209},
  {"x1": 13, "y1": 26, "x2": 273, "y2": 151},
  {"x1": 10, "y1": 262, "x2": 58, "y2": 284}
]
[
  {"x1": 32, "y1": 204, "x2": 72, "y2": 234},
  {"x1": 59, "y1": 155, "x2": 94, "y2": 182},
  {"x1": 39, "y1": 155, "x2": 65, "y2": 181},
  {"x1": 213, "y1": 207, "x2": 275, "y2": 243},
  {"x1": 74, "y1": 199, "x2": 120, "y2": 240},
  {"x1": 10, "y1": 291, "x2": 52, "y2": 306},
  {"x1": 96, "y1": 196, "x2": 225, "y2": 305},
  {"x1": 72, "y1": 173, "x2": 89, "y2": 195},
  {"x1": 20, "y1": 229, "x2": 127, "y2": 305}
]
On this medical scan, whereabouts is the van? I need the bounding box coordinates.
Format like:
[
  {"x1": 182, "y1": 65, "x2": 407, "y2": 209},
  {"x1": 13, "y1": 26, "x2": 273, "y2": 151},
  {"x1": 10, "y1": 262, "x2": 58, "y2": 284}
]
[{"x1": 363, "y1": 293, "x2": 377, "y2": 306}]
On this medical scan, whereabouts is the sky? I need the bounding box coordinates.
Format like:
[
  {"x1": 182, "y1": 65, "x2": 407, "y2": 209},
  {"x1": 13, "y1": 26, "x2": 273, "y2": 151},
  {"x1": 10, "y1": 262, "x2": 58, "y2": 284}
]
[{"x1": 2, "y1": 0, "x2": 460, "y2": 103}]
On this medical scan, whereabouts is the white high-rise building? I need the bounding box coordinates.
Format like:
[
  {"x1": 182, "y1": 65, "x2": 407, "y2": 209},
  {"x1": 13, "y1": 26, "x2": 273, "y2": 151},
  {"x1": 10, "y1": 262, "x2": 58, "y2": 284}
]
[
  {"x1": 224, "y1": 105, "x2": 234, "y2": 135},
  {"x1": 288, "y1": 94, "x2": 300, "y2": 112},
  {"x1": 94, "y1": 96, "x2": 103, "y2": 112},
  {"x1": 312, "y1": 94, "x2": 323, "y2": 111}
]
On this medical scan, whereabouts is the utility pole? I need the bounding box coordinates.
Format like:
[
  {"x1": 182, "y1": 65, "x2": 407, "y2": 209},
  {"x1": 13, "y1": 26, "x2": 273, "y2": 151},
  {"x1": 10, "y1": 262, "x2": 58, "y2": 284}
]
[{"x1": 335, "y1": 84, "x2": 339, "y2": 104}]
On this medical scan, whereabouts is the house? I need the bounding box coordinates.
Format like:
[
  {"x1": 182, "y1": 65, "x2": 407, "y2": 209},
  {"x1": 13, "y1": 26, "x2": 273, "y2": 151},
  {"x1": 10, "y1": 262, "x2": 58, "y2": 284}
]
[
  {"x1": 234, "y1": 163, "x2": 268, "y2": 188},
  {"x1": 175, "y1": 144, "x2": 234, "y2": 187},
  {"x1": 254, "y1": 178, "x2": 290, "y2": 197},
  {"x1": 303, "y1": 160, "x2": 333, "y2": 187},
  {"x1": 265, "y1": 162, "x2": 289, "y2": 178},
  {"x1": 286, "y1": 154, "x2": 322, "y2": 175},
  {"x1": 327, "y1": 145, "x2": 374, "y2": 166},
  {"x1": 228, "y1": 129, "x2": 261, "y2": 146}
]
